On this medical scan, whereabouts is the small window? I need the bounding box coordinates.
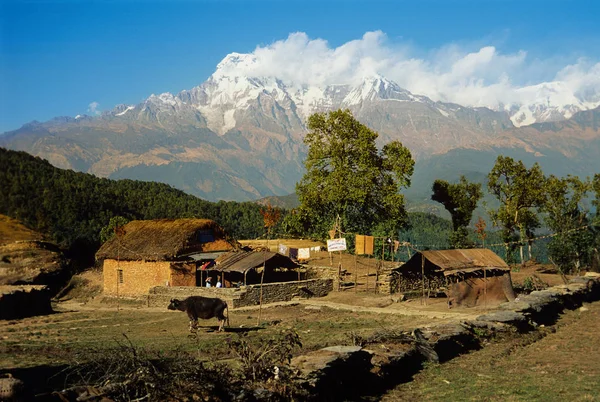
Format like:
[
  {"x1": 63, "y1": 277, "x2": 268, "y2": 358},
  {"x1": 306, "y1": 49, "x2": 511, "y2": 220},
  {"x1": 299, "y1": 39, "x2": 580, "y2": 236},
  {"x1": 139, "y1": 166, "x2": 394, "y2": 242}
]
[
  {"x1": 117, "y1": 269, "x2": 124, "y2": 284},
  {"x1": 196, "y1": 229, "x2": 215, "y2": 244}
]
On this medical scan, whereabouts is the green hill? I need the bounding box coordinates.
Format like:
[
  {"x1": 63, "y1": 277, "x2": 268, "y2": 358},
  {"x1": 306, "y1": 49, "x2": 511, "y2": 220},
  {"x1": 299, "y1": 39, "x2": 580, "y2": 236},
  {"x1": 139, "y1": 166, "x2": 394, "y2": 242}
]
[{"x1": 0, "y1": 148, "x2": 270, "y2": 263}]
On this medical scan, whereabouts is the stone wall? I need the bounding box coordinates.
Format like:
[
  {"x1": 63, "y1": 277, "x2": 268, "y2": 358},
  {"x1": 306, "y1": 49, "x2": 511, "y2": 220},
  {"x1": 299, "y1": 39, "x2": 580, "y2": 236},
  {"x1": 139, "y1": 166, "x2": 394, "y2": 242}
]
[
  {"x1": 232, "y1": 278, "x2": 333, "y2": 308},
  {"x1": 146, "y1": 279, "x2": 333, "y2": 309},
  {"x1": 306, "y1": 266, "x2": 340, "y2": 290}
]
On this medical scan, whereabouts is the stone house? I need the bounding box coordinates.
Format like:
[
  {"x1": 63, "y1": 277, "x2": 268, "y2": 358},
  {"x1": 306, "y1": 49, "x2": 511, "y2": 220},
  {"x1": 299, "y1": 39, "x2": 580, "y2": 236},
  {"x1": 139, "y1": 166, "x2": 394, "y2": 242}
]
[{"x1": 96, "y1": 218, "x2": 237, "y2": 296}]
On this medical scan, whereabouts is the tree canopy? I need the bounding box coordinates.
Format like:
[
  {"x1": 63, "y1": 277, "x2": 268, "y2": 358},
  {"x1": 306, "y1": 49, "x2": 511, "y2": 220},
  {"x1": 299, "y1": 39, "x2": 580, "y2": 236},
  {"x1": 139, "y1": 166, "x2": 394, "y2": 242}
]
[
  {"x1": 431, "y1": 176, "x2": 482, "y2": 248},
  {"x1": 290, "y1": 109, "x2": 414, "y2": 238},
  {"x1": 487, "y1": 156, "x2": 546, "y2": 263},
  {"x1": 0, "y1": 148, "x2": 273, "y2": 263},
  {"x1": 542, "y1": 175, "x2": 593, "y2": 273}
]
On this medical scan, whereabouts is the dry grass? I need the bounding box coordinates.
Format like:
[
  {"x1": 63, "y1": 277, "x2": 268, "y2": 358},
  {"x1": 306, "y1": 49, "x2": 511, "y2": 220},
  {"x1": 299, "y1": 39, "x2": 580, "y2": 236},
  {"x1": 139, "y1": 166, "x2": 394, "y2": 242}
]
[
  {"x1": 0, "y1": 214, "x2": 43, "y2": 245},
  {"x1": 0, "y1": 301, "x2": 428, "y2": 370},
  {"x1": 383, "y1": 302, "x2": 600, "y2": 401}
]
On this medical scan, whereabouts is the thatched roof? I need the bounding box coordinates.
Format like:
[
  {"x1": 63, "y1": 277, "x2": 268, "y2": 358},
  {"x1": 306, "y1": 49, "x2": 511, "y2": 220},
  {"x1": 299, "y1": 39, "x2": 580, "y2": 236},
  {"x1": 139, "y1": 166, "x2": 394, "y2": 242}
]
[
  {"x1": 96, "y1": 219, "x2": 236, "y2": 261},
  {"x1": 400, "y1": 248, "x2": 509, "y2": 276},
  {"x1": 213, "y1": 250, "x2": 299, "y2": 273}
]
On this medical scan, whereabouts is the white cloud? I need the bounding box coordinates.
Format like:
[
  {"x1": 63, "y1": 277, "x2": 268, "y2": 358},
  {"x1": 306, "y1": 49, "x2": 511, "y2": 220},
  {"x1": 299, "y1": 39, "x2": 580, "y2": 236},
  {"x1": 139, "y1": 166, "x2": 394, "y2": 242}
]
[
  {"x1": 87, "y1": 101, "x2": 101, "y2": 116},
  {"x1": 216, "y1": 31, "x2": 600, "y2": 109}
]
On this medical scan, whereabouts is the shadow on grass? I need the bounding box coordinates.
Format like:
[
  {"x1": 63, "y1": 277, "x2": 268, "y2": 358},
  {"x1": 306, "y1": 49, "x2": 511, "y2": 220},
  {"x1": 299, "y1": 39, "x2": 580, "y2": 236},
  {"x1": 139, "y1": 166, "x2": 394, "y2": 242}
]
[{"x1": 191, "y1": 325, "x2": 263, "y2": 334}]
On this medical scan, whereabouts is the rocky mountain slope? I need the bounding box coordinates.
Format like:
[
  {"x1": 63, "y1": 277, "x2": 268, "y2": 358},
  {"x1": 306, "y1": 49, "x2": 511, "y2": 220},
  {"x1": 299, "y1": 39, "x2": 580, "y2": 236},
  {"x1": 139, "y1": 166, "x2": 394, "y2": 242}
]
[{"x1": 2, "y1": 52, "x2": 600, "y2": 202}]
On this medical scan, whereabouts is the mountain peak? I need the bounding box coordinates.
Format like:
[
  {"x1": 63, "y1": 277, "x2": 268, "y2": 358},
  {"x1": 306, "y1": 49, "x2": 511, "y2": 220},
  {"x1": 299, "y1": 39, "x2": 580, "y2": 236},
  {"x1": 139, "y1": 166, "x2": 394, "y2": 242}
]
[
  {"x1": 214, "y1": 52, "x2": 259, "y2": 78},
  {"x1": 342, "y1": 75, "x2": 419, "y2": 106}
]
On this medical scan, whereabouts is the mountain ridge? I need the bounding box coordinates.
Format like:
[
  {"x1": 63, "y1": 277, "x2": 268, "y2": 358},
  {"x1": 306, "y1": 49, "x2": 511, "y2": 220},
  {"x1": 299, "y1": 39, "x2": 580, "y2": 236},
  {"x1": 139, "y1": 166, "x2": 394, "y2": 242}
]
[{"x1": 2, "y1": 52, "x2": 600, "y2": 202}]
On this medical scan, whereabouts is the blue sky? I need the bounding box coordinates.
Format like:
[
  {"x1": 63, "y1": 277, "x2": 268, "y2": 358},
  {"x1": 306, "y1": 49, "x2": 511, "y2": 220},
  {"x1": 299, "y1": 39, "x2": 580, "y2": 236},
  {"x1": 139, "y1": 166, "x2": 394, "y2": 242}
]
[{"x1": 1, "y1": 0, "x2": 599, "y2": 133}]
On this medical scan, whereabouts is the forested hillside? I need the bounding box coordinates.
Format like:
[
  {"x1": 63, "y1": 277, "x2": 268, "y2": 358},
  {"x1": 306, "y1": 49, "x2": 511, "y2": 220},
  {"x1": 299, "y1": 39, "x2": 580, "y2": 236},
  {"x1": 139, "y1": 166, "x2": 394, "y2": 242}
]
[{"x1": 0, "y1": 148, "x2": 268, "y2": 262}]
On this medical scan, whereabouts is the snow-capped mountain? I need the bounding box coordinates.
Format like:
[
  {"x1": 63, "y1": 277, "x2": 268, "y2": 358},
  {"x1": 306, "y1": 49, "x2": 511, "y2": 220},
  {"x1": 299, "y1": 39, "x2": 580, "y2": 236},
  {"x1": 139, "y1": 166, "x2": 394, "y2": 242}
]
[
  {"x1": 505, "y1": 81, "x2": 600, "y2": 127},
  {"x1": 103, "y1": 52, "x2": 599, "y2": 134},
  {"x1": 3, "y1": 51, "x2": 600, "y2": 203}
]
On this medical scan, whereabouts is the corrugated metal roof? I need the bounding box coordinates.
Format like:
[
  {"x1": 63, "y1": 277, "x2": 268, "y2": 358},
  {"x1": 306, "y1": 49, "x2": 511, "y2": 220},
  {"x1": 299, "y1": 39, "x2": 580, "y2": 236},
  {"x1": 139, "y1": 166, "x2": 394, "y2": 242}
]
[
  {"x1": 420, "y1": 249, "x2": 509, "y2": 271},
  {"x1": 214, "y1": 250, "x2": 298, "y2": 273}
]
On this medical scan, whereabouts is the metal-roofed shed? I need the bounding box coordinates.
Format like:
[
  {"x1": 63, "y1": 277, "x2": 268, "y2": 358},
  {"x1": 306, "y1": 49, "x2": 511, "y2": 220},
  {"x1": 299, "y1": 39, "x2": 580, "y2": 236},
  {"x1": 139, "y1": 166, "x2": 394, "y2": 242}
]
[
  {"x1": 394, "y1": 248, "x2": 516, "y2": 307},
  {"x1": 204, "y1": 250, "x2": 300, "y2": 287}
]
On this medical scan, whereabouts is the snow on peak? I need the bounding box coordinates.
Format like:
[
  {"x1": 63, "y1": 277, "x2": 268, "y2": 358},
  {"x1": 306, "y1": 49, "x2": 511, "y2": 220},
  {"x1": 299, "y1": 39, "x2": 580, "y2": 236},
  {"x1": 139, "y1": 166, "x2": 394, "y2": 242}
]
[
  {"x1": 505, "y1": 81, "x2": 600, "y2": 126},
  {"x1": 115, "y1": 106, "x2": 135, "y2": 116},
  {"x1": 214, "y1": 52, "x2": 259, "y2": 78},
  {"x1": 342, "y1": 75, "x2": 418, "y2": 106}
]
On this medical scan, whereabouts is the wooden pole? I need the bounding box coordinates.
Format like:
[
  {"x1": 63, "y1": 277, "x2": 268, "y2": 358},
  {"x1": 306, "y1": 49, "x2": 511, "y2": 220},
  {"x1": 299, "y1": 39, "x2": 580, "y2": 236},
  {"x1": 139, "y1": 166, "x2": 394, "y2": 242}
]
[
  {"x1": 257, "y1": 234, "x2": 268, "y2": 326},
  {"x1": 116, "y1": 235, "x2": 120, "y2": 312},
  {"x1": 354, "y1": 254, "x2": 358, "y2": 292},
  {"x1": 483, "y1": 269, "x2": 487, "y2": 305},
  {"x1": 337, "y1": 216, "x2": 343, "y2": 291},
  {"x1": 421, "y1": 253, "x2": 426, "y2": 305}
]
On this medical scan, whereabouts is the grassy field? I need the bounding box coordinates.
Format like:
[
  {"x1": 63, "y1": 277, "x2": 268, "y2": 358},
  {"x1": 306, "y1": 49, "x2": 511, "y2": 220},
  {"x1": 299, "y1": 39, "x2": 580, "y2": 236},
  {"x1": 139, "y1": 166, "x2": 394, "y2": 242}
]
[
  {"x1": 382, "y1": 301, "x2": 600, "y2": 402},
  {"x1": 0, "y1": 300, "x2": 432, "y2": 370}
]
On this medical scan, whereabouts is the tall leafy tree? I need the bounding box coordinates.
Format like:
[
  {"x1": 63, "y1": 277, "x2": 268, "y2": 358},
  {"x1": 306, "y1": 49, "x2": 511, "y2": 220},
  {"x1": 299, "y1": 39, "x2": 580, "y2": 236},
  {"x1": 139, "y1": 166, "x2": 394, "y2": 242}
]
[
  {"x1": 589, "y1": 174, "x2": 600, "y2": 271},
  {"x1": 431, "y1": 176, "x2": 482, "y2": 248},
  {"x1": 292, "y1": 109, "x2": 414, "y2": 238},
  {"x1": 487, "y1": 156, "x2": 546, "y2": 264},
  {"x1": 542, "y1": 175, "x2": 593, "y2": 273}
]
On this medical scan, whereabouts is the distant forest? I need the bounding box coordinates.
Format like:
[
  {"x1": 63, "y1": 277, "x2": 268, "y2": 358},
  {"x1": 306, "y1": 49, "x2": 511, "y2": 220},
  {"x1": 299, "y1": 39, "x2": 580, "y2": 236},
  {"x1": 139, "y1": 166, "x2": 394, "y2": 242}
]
[
  {"x1": 0, "y1": 148, "x2": 269, "y2": 262},
  {"x1": 1, "y1": 148, "x2": 470, "y2": 265}
]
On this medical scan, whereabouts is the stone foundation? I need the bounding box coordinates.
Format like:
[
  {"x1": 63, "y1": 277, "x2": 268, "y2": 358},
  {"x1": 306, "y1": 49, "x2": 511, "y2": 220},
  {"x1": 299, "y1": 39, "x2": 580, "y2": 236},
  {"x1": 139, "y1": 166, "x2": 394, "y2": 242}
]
[{"x1": 145, "y1": 279, "x2": 333, "y2": 309}]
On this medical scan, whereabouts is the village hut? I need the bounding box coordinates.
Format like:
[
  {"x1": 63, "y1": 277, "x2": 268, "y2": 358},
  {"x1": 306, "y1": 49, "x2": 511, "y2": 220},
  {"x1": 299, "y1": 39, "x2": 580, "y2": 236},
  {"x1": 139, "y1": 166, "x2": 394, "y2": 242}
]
[
  {"x1": 96, "y1": 219, "x2": 237, "y2": 296},
  {"x1": 392, "y1": 248, "x2": 516, "y2": 307},
  {"x1": 208, "y1": 250, "x2": 300, "y2": 287}
]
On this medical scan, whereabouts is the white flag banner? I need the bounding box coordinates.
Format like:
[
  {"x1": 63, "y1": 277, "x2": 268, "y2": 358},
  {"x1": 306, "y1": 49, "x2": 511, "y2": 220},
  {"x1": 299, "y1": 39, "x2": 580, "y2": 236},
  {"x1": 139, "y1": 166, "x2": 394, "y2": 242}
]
[
  {"x1": 278, "y1": 244, "x2": 288, "y2": 256},
  {"x1": 298, "y1": 248, "x2": 310, "y2": 260},
  {"x1": 327, "y1": 238, "x2": 347, "y2": 252}
]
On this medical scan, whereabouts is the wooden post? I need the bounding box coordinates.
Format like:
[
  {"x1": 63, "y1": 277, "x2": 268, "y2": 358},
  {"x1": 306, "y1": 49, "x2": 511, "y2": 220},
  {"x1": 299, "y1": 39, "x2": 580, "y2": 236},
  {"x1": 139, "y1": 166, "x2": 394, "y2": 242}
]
[
  {"x1": 354, "y1": 254, "x2": 358, "y2": 292},
  {"x1": 116, "y1": 235, "x2": 120, "y2": 312},
  {"x1": 483, "y1": 268, "x2": 487, "y2": 306},
  {"x1": 257, "y1": 239, "x2": 267, "y2": 326},
  {"x1": 366, "y1": 262, "x2": 369, "y2": 292},
  {"x1": 421, "y1": 253, "x2": 426, "y2": 305}
]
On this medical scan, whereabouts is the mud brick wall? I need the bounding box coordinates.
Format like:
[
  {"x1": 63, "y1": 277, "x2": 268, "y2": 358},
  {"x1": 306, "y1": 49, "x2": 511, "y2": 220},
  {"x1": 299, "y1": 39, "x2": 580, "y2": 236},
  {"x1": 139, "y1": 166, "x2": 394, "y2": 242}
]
[
  {"x1": 103, "y1": 260, "x2": 172, "y2": 296},
  {"x1": 169, "y1": 263, "x2": 196, "y2": 287}
]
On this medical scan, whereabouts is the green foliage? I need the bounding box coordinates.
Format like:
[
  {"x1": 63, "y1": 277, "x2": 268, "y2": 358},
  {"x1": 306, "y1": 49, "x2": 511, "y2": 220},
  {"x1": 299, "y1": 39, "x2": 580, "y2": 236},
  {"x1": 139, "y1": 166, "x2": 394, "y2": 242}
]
[
  {"x1": 542, "y1": 175, "x2": 594, "y2": 273},
  {"x1": 593, "y1": 174, "x2": 600, "y2": 224},
  {"x1": 523, "y1": 276, "x2": 535, "y2": 291},
  {"x1": 487, "y1": 156, "x2": 546, "y2": 262},
  {"x1": 431, "y1": 175, "x2": 482, "y2": 248},
  {"x1": 99, "y1": 216, "x2": 129, "y2": 244},
  {"x1": 293, "y1": 109, "x2": 414, "y2": 238},
  {"x1": 398, "y1": 212, "x2": 453, "y2": 254},
  {"x1": 0, "y1": 148, "x2": 268, "y2": 261}
]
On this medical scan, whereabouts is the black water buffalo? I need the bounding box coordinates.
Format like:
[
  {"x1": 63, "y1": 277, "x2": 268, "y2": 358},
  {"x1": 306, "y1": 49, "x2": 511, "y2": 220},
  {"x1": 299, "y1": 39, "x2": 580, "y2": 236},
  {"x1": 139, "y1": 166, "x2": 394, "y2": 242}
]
[{"x1": 168, "y1": 296, "x2": 229, "y2": 332}]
